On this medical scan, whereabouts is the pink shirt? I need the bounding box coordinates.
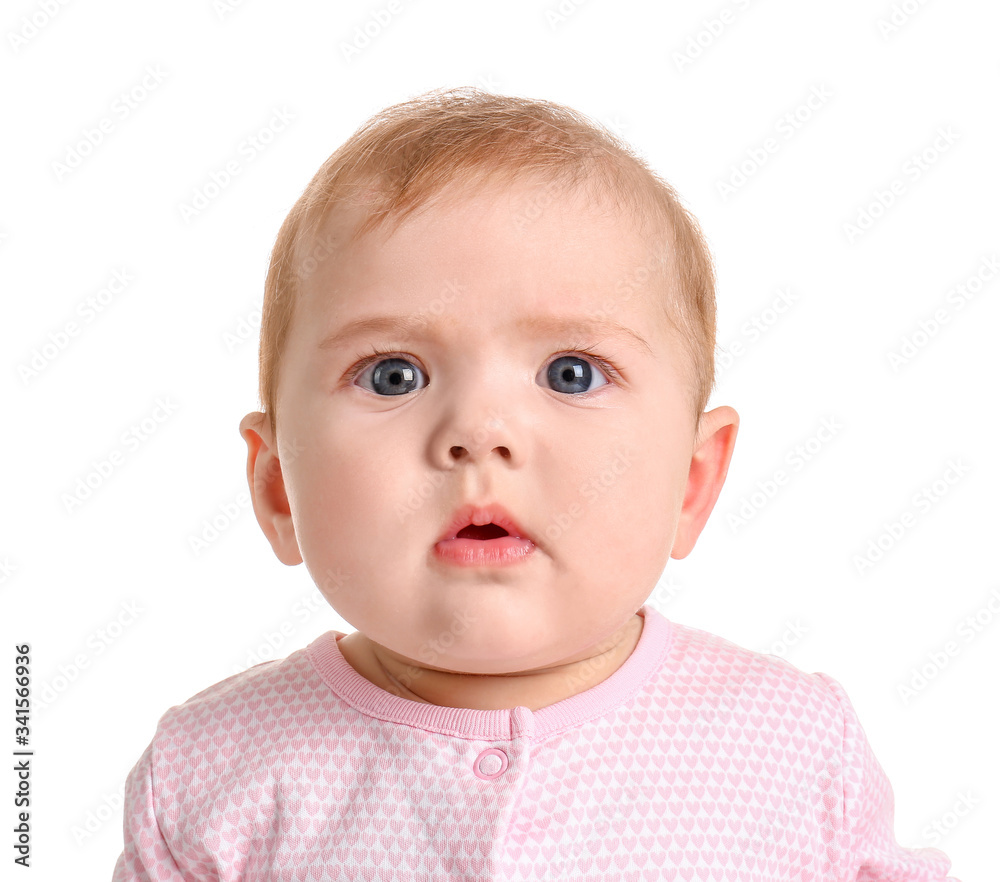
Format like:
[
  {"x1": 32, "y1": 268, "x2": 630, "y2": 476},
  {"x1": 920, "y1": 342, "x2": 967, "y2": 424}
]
[{"x1": 113, "y1": 604, "x2": 958, "y2": 880}]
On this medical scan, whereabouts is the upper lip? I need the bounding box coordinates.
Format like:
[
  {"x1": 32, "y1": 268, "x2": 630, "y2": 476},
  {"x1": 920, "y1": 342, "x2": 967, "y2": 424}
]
[{"x1": 435, "y1": 502, "x2": 535, "y2": 544}]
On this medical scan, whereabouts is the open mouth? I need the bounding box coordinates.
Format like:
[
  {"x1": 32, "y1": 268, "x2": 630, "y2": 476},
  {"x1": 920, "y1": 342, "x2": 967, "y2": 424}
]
[
  {"x1": 434, "y1": 506, "x2": 535, "y2": 567},
  {"x1": 454, "y1": 523, "x2": 510, "y2": 540}
]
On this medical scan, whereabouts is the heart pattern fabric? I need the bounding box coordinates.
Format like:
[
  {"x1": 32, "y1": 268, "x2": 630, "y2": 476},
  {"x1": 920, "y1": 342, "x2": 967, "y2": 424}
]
[{"x1": 113, "y1": 605, "x2": 956, "y2": 881}]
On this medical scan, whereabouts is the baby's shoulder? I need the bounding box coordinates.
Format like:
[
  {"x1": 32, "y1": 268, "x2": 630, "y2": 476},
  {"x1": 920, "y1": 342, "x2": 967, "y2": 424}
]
[
  {"x1": 661, "y1": 618, "x2": 847, "y2": 721},
  {"x1": 150, "y1": 641, "x2": 332, "y2": 751}
]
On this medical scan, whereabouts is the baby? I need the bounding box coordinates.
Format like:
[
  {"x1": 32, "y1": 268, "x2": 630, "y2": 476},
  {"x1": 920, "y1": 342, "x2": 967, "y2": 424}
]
[{"x1": 114, "y1": 88, "x2": 958, "y2": 881}]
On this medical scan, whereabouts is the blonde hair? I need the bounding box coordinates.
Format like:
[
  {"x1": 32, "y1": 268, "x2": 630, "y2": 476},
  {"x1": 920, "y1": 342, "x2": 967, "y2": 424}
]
[{"x1": 258, "y1": 87, "x2": 717, "y2": 439}]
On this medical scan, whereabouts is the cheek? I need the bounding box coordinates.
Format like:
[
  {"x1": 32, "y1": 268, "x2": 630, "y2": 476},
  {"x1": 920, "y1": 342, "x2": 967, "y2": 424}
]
[
  {"x1": 289, "y1": 423, "x2": 424, "y2": 538},
  {"x1": 538, "y1": 440, "x2": 645, "y2": 551},
  {"x1": 287, "y1": 441, "x2": 415, "y2": 602},
  {"x1": 577, "y1": 425, "x2": 687, "y2": 549},
  {"x1": 600, "y1": 456, "x2": 664, "y2": 539}
]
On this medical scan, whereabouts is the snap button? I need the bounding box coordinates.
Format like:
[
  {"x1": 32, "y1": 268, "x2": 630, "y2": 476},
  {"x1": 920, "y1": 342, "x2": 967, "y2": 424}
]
[{"x1": 473, "y1": 747, "x2": 509, "y2": 780}]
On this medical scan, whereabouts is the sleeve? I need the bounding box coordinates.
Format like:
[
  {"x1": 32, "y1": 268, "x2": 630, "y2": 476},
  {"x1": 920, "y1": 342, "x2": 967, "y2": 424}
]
[
  {"x1": 112, "y1": 739, "x2": 194, "y2": 882},
  {"x1": 816, "y1": 674, "x2": 961, "y2": 882}
]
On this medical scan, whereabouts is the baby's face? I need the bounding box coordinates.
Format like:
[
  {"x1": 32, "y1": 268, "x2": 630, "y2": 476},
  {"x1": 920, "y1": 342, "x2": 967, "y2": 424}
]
[{"x1": 247, "y1": 178, "x2": 736, "y2": 676}]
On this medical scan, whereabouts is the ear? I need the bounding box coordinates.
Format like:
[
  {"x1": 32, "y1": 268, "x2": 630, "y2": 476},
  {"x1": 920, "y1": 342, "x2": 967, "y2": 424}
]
[
  {"x1": 670, "y1": 405, "x2": 740, "y2": 560},
  {"x1": 239, "y1": 412, "x2": 303, "y2": 566}
]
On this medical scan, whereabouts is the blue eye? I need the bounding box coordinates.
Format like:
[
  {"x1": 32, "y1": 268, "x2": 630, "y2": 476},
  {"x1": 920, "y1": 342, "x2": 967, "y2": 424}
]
[
  {"x1": 543, "y1": 354, "x2": 611, "y2": 395},
  {"x1": 354, "y1": 355, "x2": 427, "y2": 396}
]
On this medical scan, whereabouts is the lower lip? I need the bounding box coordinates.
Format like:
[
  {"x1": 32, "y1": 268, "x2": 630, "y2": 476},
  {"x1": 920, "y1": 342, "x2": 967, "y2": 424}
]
[{"x1": 433, "y1": 536, "x2": 536, "y2": 567}]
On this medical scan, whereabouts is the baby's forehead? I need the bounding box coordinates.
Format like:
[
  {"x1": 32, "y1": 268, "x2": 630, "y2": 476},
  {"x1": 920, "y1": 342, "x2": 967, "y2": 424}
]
[
  {"x1": 299, "y1": 194, "x2": 668, "y2": 298},
  {"x1": 291, "y1": 175, "x2": 678, "y2": 337}
]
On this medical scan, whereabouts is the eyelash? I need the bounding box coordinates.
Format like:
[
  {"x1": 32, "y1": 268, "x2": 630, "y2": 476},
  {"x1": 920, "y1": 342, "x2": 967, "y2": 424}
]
[{"x1": 345, "y1": 343, "x2": 622, "y2": 386}]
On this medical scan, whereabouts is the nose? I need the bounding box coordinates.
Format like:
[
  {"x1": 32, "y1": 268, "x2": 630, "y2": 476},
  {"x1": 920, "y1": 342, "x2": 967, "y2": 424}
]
[
  {"x1": 438, "y1": 406, "x2": 517, "y2": 467},
  {"x1": 431, "y1": 352, "x2": 522, "y2": 468}
]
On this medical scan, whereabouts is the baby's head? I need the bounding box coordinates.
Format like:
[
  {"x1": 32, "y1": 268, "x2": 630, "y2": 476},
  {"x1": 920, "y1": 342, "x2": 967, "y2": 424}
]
[{"x1": 240, "y1": 88, "x2": 738, "y2": 693}]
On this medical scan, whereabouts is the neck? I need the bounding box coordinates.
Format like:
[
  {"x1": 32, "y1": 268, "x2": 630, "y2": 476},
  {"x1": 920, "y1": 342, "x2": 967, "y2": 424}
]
[{"x1": 344, "y1": 613, "x2": 644, "y2": 712}]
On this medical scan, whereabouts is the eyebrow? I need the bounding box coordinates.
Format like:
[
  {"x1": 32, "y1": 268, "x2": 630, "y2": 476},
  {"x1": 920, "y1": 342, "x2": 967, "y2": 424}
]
[{"x1": 317, "y1": 314, "x2": 653, "y2": 356}]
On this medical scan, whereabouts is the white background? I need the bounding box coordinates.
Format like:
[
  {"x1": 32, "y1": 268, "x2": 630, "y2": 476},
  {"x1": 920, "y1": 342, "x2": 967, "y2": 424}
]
[{"x1": 2, "y1": 0, "x2": 997, "y2": 878}]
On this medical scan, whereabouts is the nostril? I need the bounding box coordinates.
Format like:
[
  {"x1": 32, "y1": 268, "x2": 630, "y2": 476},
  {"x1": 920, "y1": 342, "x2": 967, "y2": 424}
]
[{"x1": 456, "y1": 524, "x2": 509, "y2": 540}]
